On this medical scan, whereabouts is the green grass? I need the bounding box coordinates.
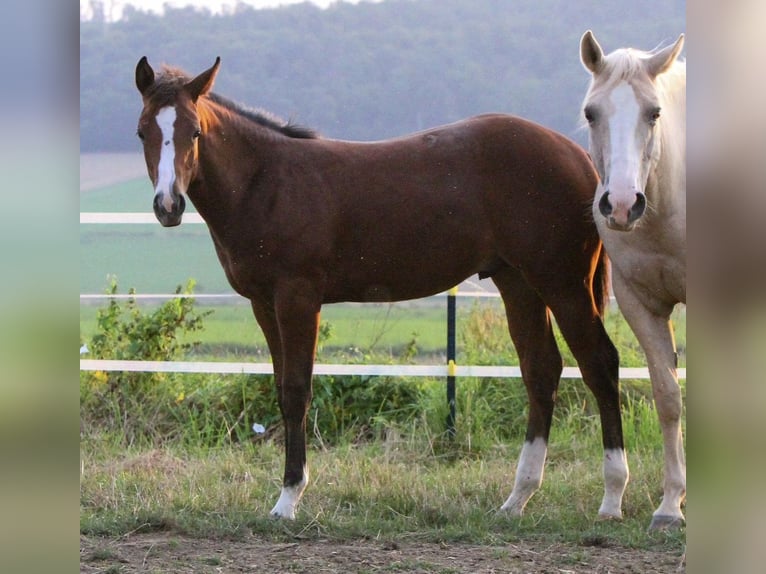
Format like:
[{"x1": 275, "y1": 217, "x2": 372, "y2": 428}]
[
  {"x1": 80, "y1": 178, "x2": 194, "y2": 213},
  {"x1": 81, "y1": 299, "x2": 450, "y2": 358},
  {"x1": 80, "y1": 296, "x2": 685, "y2": 367},
  {"x1": 80, "y1": 179, "x2": 225, "y2": 294},
  {"x1": 80, "y1": 418, "x2": 684, "y2": 550}
]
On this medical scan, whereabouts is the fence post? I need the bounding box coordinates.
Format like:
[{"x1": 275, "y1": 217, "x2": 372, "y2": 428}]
[{"x1": 446, "y1": 285, "x2": 458, "y2": 438}]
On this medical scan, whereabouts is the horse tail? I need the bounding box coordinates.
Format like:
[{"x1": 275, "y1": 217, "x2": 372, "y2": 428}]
[{"x1": 593, "y1": 243, "x2": 611, "y2": 318}]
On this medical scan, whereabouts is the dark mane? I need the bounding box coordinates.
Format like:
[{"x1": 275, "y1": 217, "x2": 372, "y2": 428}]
[
  {"x1": 150, "y1": 65, "x2": 319, "y2": 140},
  {"x1": 207, "y1": 92, "x2": 319, "y2": 140}
]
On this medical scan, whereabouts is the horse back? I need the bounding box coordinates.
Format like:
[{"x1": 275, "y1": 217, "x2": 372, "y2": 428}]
[{"x1": 224, "y1": 113, "x2": 601, "y2": 303}]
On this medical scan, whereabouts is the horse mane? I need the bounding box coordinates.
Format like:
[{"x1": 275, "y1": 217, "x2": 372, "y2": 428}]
[
  {"x1": 593, "y1": 41, "x2": 685, "y2": 90},
  {"x1": 149, "y1": 65, "x2": 319, "y2": 140},
  {"x1": 207, "y1": 92, "x2": 319, "y2": 139}
]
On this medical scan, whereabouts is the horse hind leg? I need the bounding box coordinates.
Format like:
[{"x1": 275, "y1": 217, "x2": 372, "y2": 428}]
[
  {"x1": 542, "y1": 280, "x2": 628, "y2": 520},
  {"x1": 252, "y1": 287, "x2": 320, "y2": 520},
  {"x1": 492, "y1": 268, "x2": 563, "y2": 516}
]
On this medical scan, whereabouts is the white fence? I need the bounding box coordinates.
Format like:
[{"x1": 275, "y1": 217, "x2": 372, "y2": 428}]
[{"x1": 79, "y1": 358, "x2": 682, "y2": 380}]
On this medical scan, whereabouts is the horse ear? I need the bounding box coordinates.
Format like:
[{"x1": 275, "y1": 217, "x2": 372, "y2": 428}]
[
  {"x1": 185, "y1": 57, "x2": 221, "y2": 103},
  {"x1": 135, "y1": 56, "x2": 155, "y2": 95},
  {"x1": 580, "y1": 30, "x2": 604, "y2": 74},
  {"x1": 646, "y1": 34, "x2": 685, "y2": 78}
]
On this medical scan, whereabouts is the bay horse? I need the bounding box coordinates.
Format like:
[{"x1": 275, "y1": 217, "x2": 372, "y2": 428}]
[
  {"x1": 580, "y1": 31, "x2": 686, "y2": 529},
  {"x1": 135, "y1": 57, "x2": 628, "y2": 521}
]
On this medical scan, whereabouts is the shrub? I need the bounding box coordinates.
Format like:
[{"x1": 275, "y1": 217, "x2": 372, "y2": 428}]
[
  {"x1": 80, "y1": 278, "x2": 211, "y2": 445},
  {"x1": 80, "y1": 287, "x2": 676, "y2": 451},
  {"x1": 81, "y1": 280, "x2": 426, "y2": 447}
]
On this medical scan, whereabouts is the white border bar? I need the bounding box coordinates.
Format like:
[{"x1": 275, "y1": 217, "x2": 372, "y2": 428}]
[
  {"x1": 79, "y1": 359, "x2": 685, "y2": 380},
  {"x1": 80, "y1": 212, "x2": 206, "y2": 224}
]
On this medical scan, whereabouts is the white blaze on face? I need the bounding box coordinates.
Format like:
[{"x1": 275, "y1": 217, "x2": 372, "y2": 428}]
[
  {"x1": 607, "y1": 84, "x2": 643, "y2": 199},
  {"x1": 154, "y1": 106, "x2": 177, "y2": 212}
]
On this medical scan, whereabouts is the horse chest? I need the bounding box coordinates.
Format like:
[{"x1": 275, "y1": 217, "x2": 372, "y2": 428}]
[
  {"x1": 609, "y1": 239, "x2": 686, "y2": 310},
  {"x1": 209, "y1": 233, "x2": 282, "y2": 297}
]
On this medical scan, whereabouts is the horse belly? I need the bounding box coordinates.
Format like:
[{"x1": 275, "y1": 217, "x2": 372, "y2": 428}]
[
  {"x1": 324, "y1": 236, "x2": 492, "y2": 303},
  {"x1": 325, "y1": 261, "x2": 484, "y2": 303}
]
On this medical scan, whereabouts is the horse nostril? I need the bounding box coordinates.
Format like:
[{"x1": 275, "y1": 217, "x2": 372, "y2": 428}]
[
  {"x1": 628, "y1": 192, "x2": 647, "y2": 223},
  {"x1": 598, "y1": 191, "x2": 612, "y2": 217},
  {"x1": 153, "y1": 192, "x2": 185, "y2": 226}
]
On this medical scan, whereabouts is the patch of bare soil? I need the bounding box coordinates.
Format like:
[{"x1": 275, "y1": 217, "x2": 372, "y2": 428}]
[{"x1": 80, "y1": 533, "x2": 685, "y2": 573}]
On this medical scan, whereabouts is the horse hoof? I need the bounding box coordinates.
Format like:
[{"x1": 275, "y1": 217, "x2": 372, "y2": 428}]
[
  {"x1": 649, "y1": 514, "x2": 684, "y2": 530},
  {"x1": 269, "y1": 507, "x2": 296, "y2": 520},
  {"x1": 597, "y1": 511, "x2": 622, "y2": 521},
  {"x1": 499, "y1": 502, "x2": 524, "y2": 517}
]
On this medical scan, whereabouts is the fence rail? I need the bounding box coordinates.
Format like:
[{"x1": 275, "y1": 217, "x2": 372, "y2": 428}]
[
  {"x1": 79, "y1": 359, "x2": 685, "y2": 380},
  {"x1": 80, "y1": 212, "x2": 206, "y2": 224}
]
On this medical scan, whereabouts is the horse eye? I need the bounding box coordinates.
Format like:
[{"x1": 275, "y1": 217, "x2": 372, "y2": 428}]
[
  {"x1": 136, "y1": 129, "x2": 145, "y2": 141},
  {"x1": 583, "y1": 107, "x2": 596, "y2": 124},
  {"x1": 193, "y1": 128, "x2": 202, "y2": 139},
  {"x1": 648, "y1": 107, "x2": 661, "y2": 125}
]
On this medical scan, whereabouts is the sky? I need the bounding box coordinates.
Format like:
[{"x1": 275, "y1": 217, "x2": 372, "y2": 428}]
[{"x1": 80, "y1": 0, "x2": 372, "y2": 21}]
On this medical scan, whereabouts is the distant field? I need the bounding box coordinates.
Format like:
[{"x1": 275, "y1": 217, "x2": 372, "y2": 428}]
[
  {"x1": 80, "y1": 178, "x2": 227, "y2": 293},
  {"x1": 79, "y1": 171, "x2": 496, "y2": 358},
  {"x1": 80, "y1": 297, "x2": 453, "y2": 358},
  {"x1": 79, "y1": 163, "x2": 685, "y2": 365}
]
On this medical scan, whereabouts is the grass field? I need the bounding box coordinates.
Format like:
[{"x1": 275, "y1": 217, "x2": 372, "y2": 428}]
[
  {"x1": 81, "y1": 294, "x2": 686, "y2": 368},
  {"x1": 80, "y1": 179, "x2": 232, "y2": 293},
  {"x1": 80, "y1": 422, "x2": 682, "y2": 546},
  {"x1": 80, "y1": 177, "x2": 686, "y2": 366},
  {"x1": 81, "y1": 297, "x2": 452, "y2": 358}
]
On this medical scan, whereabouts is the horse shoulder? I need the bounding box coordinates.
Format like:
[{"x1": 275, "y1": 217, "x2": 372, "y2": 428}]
[{"x1": 602, "y1": 227, "x2": 686, "y2": 308}]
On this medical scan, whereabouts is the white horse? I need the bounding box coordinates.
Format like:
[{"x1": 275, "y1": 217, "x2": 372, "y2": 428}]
[{"x1": 580, "y1": 30, "x2": 686, "y2": 529}]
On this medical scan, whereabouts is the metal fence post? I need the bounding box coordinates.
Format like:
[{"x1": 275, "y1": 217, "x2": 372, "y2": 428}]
[{"x1": 446, "y1": 285, "x2": 457, "y2": 438}]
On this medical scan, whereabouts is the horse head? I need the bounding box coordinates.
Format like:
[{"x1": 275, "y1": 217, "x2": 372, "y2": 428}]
[
  {"x1": 580, "y1": 31, "x2": 684, "y2": 231},
  {"x1": 135, "y1": 56, "x2": 221, "y2": 227}
]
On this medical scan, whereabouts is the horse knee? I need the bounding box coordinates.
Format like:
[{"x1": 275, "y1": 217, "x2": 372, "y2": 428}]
[{"x1": 652, "y1": 379, "x2": 683, "y2": 422}]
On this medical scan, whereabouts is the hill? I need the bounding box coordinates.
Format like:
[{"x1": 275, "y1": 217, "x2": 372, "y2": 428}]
[{"x1": 80, "y1": 0, "x2": 685, "y2": 152}]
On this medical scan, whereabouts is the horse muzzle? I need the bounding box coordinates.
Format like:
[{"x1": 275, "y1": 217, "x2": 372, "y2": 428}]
[
  {"x1": 153, "y1": 191, "x2": 186, "y2": 227},
  {"x1": 598, "y1": 190, "x2": 646, "y2": 232}
]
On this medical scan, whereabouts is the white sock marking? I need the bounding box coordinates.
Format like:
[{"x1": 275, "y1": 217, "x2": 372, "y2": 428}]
[
  {"x1": 501, "y1": 437, "x2": 547, "y2": 515},
  {"x1": 598, "y1": 447, "x2": 629, "y2": 519},
  {"x1": 270, "y1": 466, "x2": 308, "y2": 520}
]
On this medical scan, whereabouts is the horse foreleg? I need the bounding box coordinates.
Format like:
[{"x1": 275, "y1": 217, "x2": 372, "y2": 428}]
[
  {"x1": 613, "y1": 277, "x2": 685, "y2": 529},
  {"x1": 492, "y1": 270, "x2": 562, "y2": 516},
  {"x1": 250, "y1": 297, "x2": 295, "y2": 518},
  {"x1": 250, "y1": 297, "x2": 284, "y2": 411},
  {"x1": 266, "y1": 284, "x2": 321, "y2": 520}
]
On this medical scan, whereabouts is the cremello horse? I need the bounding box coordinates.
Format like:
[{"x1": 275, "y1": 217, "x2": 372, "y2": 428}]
[{"x1": 580, "y1": 31, "x2": 686, "y2": 529}]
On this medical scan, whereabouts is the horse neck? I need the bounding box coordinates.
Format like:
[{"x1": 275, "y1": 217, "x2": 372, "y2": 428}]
[
  {"x1": 647, "y1": 73, "x2": 686, "y2": 224},
  {"x1": 190, "y1": 106, "x2": 274, "y2": 229}
]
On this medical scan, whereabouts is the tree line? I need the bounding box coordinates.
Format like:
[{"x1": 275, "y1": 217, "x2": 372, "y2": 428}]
[{"x1": 80, "y1": 0, "x2": 684, "y2": 152}]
